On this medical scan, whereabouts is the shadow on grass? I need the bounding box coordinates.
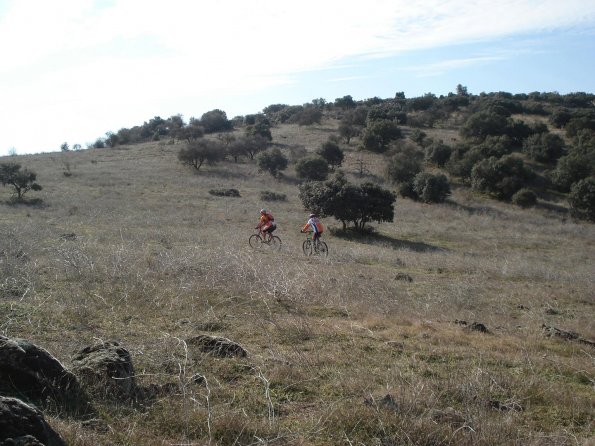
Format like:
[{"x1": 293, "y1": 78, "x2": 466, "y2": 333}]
[
  {"x1": 442, "y1": 199, "x2": 508, "y2": 219},
  {"x1": 198, "y1": 167, "x2": 251, "y2": 180},
  {"x1": 275, "y1": 173, "x2": 302, "y2": 186},
  {"x1": 445, "y1": 196, "x2": 570, "y2": 219},
  {"x1": 4, "y1": 197, "x2": 45, "y2": 207},
  {"x1": 331, "y1": 228, "x2": 445, "y2": 253},
  {"x1": 535, "y1": 201, "x2": 569, "y2": 215}
]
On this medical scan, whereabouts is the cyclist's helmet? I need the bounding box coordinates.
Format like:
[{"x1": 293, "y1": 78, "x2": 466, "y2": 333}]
[
  {"x1": 309, "y1": 213, "x2": 316, "y2": 218},
  {"x1": 260, "y1": 209, "x2": 267, "y2": 214}
]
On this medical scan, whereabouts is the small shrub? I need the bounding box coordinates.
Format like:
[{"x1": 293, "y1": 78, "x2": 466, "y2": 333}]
[
  {"x1": 410, "y1": 129, "x2": 427, "y2": 145},
  {"x1": 445, "y1": 143, "x2": 483, "y2": 180},
  {"x1": 385, "y1": 146, "x2": 423, "y2": 184},
  {"x1": 208, "y1": 188, "x2": 240, "y2": 197},
  {"x1": 511, "y1": 188, "x2": 537, "y2": 208},
  {"x1": 295, "y1": 156, "x2": 329, "y2": 181},
  {"x1": 288, "y1": 107, "x2": 323, "y2": 126},
  {"x1": 361, "y1": 119, "x2": 403, "y2": 152},
  {"x1": 424, "y1": 140, "x2": 452, "y2": 167},
  {"x1": 568, "y1": 177, "x2": 595, "y2": 221},
  {"x1": 474, "y1": 135, "x2": 515, "y2": 158},
  {"x1": 317, "y1": 140, "x2": 344, "y2": 169},
  {"x1": 200, "y1": 109, "x2": 233, "y2": 133},
  {"x1": 471, "y1": 154, "x2": 532, "y2": 199},
  {"x1": 244, "y1": 114, "x2": 272, "y2": 140},
  {"x1": 260, "y1": 191, "x2": 287, "y2": 201},
  {"x1": 256, "y1": 148, "x2": 288, "y2": 178},
  {"x1": 397, "y1": 180, "x2": 417, "y2": 199},
  {"x1": 551, "y1": 154, "x2": 593, "y2": 192},
  {"x1": 523, "y1": 132, "x2": 565, "y2": 163},
  {"x1": 412, "y1": 172, "x2": 451, "y2": 203},
  {"x1": 460, "y1": 110, "x2": 508, "y2": 140}
]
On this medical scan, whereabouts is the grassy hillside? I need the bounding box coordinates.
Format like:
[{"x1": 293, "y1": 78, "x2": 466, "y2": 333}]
[{"x1": 1, "y1": 119, "x2": 594, "y2": 445}]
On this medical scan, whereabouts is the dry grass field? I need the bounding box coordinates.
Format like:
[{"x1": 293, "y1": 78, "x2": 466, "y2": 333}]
[{"x1": 1, "y1": 119, "x2": 593, "y2": 445}]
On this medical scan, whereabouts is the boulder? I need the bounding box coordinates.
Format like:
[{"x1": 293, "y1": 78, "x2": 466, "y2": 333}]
[
  {"x1": 0, "y1": 435, "x2": 45, "y2": 446},
  {"x1": 71, "y1": 341, "x2": 137, "y2": 400},
  {"x1": 394, "y1": 273, "x2": 413, "y2": 282},
  {"x1": 186, "y1": 335, "x2": 248, "y2": 357},
  {"x1": 542, "y1": 324, "x2": 595, "y2": 347},
  {"x1": 454, "y1": 320, "x2": 489, "y2": 333},
  {"x1": 0, "y1": 396, "x2": 66, "y2": 446},
  {"x1": 0, "y1": 336, "x2": 87, "y2": 414}
]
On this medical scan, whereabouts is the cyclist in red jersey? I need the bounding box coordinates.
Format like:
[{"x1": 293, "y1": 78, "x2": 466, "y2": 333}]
[{"x1": 255, "y1": 209, "x2": 277, "y2": 241}]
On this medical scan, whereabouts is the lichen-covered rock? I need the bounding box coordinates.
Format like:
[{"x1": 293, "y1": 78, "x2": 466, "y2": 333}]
[
  {"x1": 0, "y1": 336, "x2": 88, "y2": 414},
  {"x1": 542, "y1": 324, "x2": 595, "y2": 347},
  {"x1": 0, "y1": 396, "x2": 66, "y2": 446},
  {"x1": 0, "y1": 435, "x2": 45, "y2": 446},
  {"x1": 454, "y1": 320, "x2": 489, "y2": 333},
  {"x1": 186, "y1": 335, "x2": 247, "y2": 357},
  {"x1": 71, "y1": 341, "x2": 137, "y2": 400},
  {"x1": 430, "y1": 406, "x2": 467, "y2": 427},
  {"x1": 394, "y1": 273, "x2": 413, "y2": 282}
]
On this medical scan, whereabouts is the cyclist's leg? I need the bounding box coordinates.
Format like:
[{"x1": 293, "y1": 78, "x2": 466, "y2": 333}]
[
  {"x1": 313, "y1": 230, "x2": 320, "y2": 249},
  {"x1": 265, "y1": 226, "x2": 274, "y2": 242}
]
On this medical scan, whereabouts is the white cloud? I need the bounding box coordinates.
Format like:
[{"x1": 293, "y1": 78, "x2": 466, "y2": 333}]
[
  {"x1": 4, "y1": 1, "x2": 592, "y2": 78},
  {"x1": 400, "y1": 55, "x2": 509, "y2": 77},
  {"x1": 1, "y1": 0, "x2": 594, "y2": 154},
  {"x1": 329, "y1": 75, "x2": 374, "y2": 83}
]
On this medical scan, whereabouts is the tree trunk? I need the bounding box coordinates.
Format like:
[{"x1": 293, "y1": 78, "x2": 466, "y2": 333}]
[{"x1": 11, "y1": 182, "x2": 22, "y2": 200}]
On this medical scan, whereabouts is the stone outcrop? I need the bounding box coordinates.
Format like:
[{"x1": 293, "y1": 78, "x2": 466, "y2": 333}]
[
  {"x1": 0, "y1": 396, "x2": 66, "y2": 446},
  {"x1": 542, "y1": 324, "x2": 595, "y2": 347},
  {"x1": 71, "y1": 341, "x2": 137, "y2": 400},
  {"x1": 186, "y1": 335, "x2": 248, "y2": 357},
  {"x1": 0, "y1": 335, "x2": 88, "y2": 414}
]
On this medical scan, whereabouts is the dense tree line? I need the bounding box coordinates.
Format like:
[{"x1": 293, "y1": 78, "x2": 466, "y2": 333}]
[
  {"x1": 85, "y1": 88, "x2": 594, "y2": 221},
  {"x1": 327, "y1": 88, "x2": 595, "y2": 218}
]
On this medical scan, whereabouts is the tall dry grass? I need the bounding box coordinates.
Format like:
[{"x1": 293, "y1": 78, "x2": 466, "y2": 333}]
[{"x1": 0, "y1": 121, "x2": 593, "y2": 445}]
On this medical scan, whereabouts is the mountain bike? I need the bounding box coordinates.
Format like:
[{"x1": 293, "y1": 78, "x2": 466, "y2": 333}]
[
  {"x1": 302, "y1": 232, "x2": 328, "y2": 256},
  {"x1": 249, "y1": 228, "x2": 282, "y2": 251}
]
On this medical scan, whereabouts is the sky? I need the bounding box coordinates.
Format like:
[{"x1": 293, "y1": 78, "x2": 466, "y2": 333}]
[{"x1": 1, "y1": 0, "x2": 595, "y2": 156}]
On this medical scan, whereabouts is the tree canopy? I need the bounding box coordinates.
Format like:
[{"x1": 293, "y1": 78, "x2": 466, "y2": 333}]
[
  {"x1": 256, "y1": 148, "x2": 288, "y2": 178},
  {"x1": 178, "y1": 140, "x2": 225, "y2": 170},
  {"x1": 0, "y1": 163, "x2": 42, "y2": 201},
  {"x1": 299, "y1": 173, "x2": 396, "y2": 230},
  {"x1": 316, "y1": 140, "x2": 344, "y2": 169}
]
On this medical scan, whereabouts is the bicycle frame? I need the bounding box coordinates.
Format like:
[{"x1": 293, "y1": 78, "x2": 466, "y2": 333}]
[
  {"x1": 302, "y1": 231, "x2": 327, "y2": 256},
  {"x1": 249, "y1": 228, "x2": 281, "y2": 251},
  {"x1": 255, "y1": 228, "x2": 273, "y2": 242}
]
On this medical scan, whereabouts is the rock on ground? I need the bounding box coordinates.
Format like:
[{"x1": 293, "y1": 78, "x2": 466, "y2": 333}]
[
  {"x1": 0, "y1": 396, "x2": 66, "y2": 446},
  {"x1": 71, "y1": 341, "x2": 137, "y2": 400}
]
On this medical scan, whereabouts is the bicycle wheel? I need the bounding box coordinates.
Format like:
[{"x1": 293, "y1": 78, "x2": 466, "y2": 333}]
[
  {"x1": 269, "y1": 236, "x2": 282, "y2": 251},
  {"x1": 302, "y1": 239, "x2": 312, "y2": 256},
  {"x1": 318, "y1": 241, "x2": 329, "y2": 257},
  {"x1": 249, "y1": 234, "x2": 263, "y2": 249}
]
